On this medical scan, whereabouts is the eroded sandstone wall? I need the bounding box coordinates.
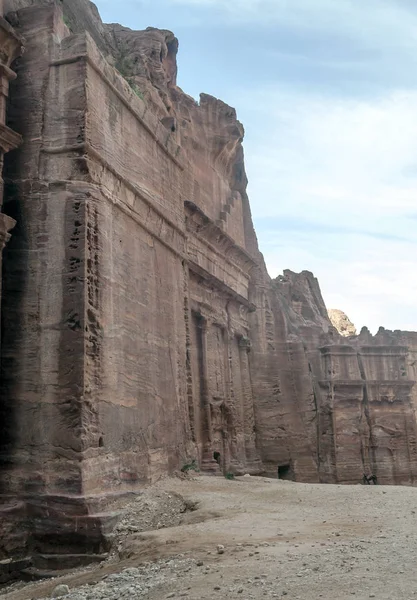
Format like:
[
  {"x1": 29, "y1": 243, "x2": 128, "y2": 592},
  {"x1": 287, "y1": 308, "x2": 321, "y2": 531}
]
[
  {"x1": 0, "y1": 1, "x2": 262, "y2": 562},
  {"x1": 1, "y1": 4, "x2": 191, "y2": 518},
  {"x1": 264, "y1": 271, "x2": 417, "y2": 485}
]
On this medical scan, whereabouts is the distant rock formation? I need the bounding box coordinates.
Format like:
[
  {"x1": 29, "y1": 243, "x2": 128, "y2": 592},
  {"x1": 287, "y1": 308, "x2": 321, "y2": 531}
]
[
  {"x1": 0, "y1": 0, "x2": 415, "y2": 573},
  {"x1": 328, "y1": 308, "x2": 357, "y2": 337}
]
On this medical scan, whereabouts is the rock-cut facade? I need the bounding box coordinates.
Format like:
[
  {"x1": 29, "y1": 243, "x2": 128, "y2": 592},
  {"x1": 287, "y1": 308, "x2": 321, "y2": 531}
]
[{"x1": 0, "y1": 0, "x2": 416, "y2": 568}]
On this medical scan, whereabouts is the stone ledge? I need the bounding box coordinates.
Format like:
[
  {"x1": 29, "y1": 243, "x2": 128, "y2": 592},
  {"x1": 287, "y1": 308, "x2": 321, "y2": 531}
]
[
  {"x1": 319, "y1": 379, "x2": 415, "y2": 388},
  {"x1": 318, "y1": 380, "x2": 365, "y2": 388},
  {"x1": 359, "y1": 345, "x2": 410, "y2": 355},
  {"x1": 32, "y1": 553, "x2": 108, "y2": 571},
  {"x1": 189, "y1": 261, "x2": 255, "y2": 310},
  {"x1": 319, "y1": 345, "x2": 359, "y2": 355},
  {"x1": 185, "y1": 200, "x2": 257, "y2": 272},
  {"x1": 0, "y1": 557, "x2": 32, "y2": 584},
  {"x1": 0, "y1": 122, "x2": 22, "y2": 153},
  {"x1": 0, "y1": 212, "x2": 15, "y2": 248},
  {"x1": 0, "y1": 487, "x2": 144, "y2": 569}
]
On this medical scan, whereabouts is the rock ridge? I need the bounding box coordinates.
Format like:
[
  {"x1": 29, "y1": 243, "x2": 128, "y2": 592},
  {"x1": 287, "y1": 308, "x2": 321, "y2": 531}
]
[{"x1": 328, "y1": 308, "x2": 357, "y2": 337}]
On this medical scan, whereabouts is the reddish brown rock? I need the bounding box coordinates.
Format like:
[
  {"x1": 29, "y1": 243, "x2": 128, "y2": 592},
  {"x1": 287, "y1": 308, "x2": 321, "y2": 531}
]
[
  {"x1": 0, "y1": 0, "x2": 415, "y2": 571},
  {"x1": 0, "y1": 1, "x2": 261, "y2": 565},
  {"x1": 262, "y1": 272, "x2": 417, "y2": 486}
]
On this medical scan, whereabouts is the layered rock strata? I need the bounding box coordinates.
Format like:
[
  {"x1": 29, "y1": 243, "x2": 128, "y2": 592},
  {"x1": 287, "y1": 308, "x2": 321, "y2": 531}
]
[{"x1": 0, "y1": 0, "x2": 416, "y2": 569}]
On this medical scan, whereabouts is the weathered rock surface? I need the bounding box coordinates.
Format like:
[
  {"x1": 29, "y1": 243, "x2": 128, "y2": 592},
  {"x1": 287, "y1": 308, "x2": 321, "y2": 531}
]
[
  {"x1": 5, "y1": 0, "x2": 115, "y2": 54},
  {"x1": 51, "y1": 585, "x2": 70, "y2": 598},
  {"x1": 0, "y1": 0, "x2": 416, "y2": 569},
  {"x1": 328, "y1": 308, "x2": 357, "y2": 337},
  {"x1": 0, "y1": 0, "x2": 23, "y2": 350}
]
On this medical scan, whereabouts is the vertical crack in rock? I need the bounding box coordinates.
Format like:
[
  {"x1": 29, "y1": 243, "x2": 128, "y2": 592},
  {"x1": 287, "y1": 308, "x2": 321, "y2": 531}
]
[{"x1": 357, "y1": 351, "x2": 373, "y2": 477}]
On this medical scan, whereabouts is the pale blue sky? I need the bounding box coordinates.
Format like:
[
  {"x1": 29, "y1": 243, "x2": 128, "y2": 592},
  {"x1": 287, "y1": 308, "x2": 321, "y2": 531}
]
[{"x1": 95, "y1": 0, "x2": 417, "y2": 333}]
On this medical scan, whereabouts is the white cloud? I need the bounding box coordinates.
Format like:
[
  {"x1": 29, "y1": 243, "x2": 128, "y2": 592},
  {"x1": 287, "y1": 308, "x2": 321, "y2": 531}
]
[
  {"x1": 169, "y1": 0, "x2": 417, "y2": 47},
  {"x1": 263, "y1": 231, "x2": 417, "y2": 333},
  {"x1": 239, "y1": 87, "x2": 417, "y2": 332},
  {"x1": 245, "y1": 88, "x2": 417, "y2": 228}
]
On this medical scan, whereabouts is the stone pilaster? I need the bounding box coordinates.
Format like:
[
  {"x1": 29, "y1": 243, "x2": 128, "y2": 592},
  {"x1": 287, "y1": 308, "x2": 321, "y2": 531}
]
[
  {"x1": 0, "y1": 10, "x2": 22, "y2": 571},
  {"x1": 0, "y1": 11, "x2": 22, "y2": 348},
  {"x1": 0, "y1": 14, "x2": 23, "y2": 229}
]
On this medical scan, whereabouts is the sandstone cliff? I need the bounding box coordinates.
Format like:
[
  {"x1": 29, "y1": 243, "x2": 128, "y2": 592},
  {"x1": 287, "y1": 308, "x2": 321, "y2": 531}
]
[
  {"x1": 328, "y1": 309, "x2": 357, "y2": 337},
  {"x1": 0, "y1": 0, "x2": 416, "y2": 569}
]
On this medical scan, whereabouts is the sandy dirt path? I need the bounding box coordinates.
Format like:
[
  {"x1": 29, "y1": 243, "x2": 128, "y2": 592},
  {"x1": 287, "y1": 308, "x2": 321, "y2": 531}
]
[{"x1": 3, "y1": 475, "x2": 417, "y2": 600}]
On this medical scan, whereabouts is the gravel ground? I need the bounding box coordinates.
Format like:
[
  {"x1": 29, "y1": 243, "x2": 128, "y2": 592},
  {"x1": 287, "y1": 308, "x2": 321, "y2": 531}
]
[
  {"x1": 3, "y1": 475, "x2": 417, "y2": 600},
  {"x1": 111, "y1": 488, "x2": 194, "y2": 539}
]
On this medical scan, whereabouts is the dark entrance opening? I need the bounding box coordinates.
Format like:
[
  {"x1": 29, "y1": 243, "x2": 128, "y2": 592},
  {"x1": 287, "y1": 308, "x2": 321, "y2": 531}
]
[
  {"x1": 278, "y1": 464, "x2": 292, "y2": 480},
  {"x1": 213, "y1": 451, "x2": 221, "y2": 466}
]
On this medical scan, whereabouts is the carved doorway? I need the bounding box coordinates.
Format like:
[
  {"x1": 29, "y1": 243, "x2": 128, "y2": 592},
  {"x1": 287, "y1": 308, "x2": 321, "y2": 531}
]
[{"x1": 277, "y1": 464, "x2": 293, "y2": 480}]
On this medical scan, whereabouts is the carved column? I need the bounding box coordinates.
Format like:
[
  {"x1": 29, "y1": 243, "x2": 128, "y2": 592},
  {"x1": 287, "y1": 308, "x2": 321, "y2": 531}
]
[
  {"x1": 199, "y1": 318, "x2": 212, "y2": 453},
  {"x1": 238, "y1": 335, "x2": 261, "y2": 468},
  {"x1": 0, "y1": 7, "x2": 24, "y2": 563},
  {"x1": 223, "y1": 331, "x2": 236, "y2": 470},
  {"x1": 0, "y1": 212, "x2": 15, "y2": 324},
  {"x1": 0, "y1": 14, "x2": 23, "y2": 352},
  {"x1": 198, "y1": 318, "x2": 220, "y2": 472}
]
